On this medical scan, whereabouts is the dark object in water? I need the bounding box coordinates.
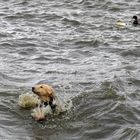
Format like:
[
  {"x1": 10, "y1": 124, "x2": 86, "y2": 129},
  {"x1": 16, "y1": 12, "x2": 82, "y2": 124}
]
[{"x1": 132, "y1": 15, "x2": 139, "y2": 25}]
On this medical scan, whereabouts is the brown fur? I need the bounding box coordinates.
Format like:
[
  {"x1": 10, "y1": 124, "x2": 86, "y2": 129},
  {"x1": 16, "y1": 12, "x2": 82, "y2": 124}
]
[{"x1": 32, "y1": 84, "x2": 55, "y2": 102}]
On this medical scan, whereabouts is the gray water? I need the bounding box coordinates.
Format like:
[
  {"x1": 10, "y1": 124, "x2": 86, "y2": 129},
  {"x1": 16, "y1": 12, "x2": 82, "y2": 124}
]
[{"x1": 0, "y1": 0, "x2": 140, "y2": 140}]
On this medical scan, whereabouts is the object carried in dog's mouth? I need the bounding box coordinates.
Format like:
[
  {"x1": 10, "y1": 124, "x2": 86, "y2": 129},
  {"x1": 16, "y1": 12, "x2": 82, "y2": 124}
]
[{"x1": 18, "y1": 92, "x2": 41, "y2": 108}]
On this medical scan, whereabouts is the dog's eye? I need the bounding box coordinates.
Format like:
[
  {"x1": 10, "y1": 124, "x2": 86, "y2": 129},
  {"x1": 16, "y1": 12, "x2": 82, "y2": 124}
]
[{"x1": 40, "y1": 86, "x2": 43, "y2": 88}]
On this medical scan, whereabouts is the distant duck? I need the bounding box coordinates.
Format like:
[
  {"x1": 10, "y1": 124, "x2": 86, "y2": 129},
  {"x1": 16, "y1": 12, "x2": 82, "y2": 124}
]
[{"x1": 132, "y1": 15, "x2": 139, "y2": 25}]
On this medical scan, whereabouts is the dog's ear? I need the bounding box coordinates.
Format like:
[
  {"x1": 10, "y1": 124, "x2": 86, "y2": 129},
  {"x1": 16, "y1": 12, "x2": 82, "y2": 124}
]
[{"x1": 46, "y1": 87, "x2": 54, "y2": 97}]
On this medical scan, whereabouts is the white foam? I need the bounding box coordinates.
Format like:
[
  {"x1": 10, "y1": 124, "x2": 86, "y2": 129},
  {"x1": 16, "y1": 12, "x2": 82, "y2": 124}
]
[{"x1": 31, "y1": 105, "x2": 53, "y2": 119}]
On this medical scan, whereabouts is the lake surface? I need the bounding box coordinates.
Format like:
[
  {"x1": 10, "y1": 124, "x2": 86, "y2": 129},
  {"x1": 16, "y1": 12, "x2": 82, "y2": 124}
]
[{"x1": 0, "y1": 0, "x2": 140, "y2": 139}]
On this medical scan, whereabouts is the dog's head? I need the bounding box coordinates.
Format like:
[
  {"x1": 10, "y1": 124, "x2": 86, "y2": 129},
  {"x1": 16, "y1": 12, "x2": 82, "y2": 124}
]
[{"x1": 32, "y1": 84, "x2": 55, "y2": 103}]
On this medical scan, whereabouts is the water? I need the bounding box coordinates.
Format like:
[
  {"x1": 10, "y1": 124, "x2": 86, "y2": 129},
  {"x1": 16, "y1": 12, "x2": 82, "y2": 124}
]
[{"x1": 0, "y1": 0, "x2": 140, "y2": 139}]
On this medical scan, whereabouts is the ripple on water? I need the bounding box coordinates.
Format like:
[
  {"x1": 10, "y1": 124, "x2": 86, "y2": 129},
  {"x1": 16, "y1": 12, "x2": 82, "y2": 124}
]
[
  {"x1": 69, "y1": 79, "x2": 140, "y2": 140},
  {"x1": 121, "y1": 48, "x2": 140, "y2": 57}
]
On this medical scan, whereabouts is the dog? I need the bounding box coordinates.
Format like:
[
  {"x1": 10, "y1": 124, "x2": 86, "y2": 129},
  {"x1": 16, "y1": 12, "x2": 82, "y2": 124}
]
[
  {"x1": 31, "y1": 84, "x2": 67, "y2": 120},
  {"x1": 32, "y1": 84, "x2": 57, "y2": 110}
]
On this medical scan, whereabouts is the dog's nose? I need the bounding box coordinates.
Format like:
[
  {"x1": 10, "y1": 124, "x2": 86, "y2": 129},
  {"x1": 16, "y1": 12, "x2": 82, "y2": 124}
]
[{"x1": 32, "y1": 87, "x2": 35, "y2": 91}]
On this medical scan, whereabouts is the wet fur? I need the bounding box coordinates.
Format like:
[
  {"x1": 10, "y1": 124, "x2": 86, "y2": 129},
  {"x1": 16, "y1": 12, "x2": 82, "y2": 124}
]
[{"x1": 32, "y1": 84, "x2": 55, "y2": 103}]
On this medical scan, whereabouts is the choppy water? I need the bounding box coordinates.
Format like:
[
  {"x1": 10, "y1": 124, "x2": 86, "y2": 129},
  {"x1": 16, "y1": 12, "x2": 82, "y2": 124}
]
[{"x1": 0, "y1": 0, "x2": 140, "y2": 139}]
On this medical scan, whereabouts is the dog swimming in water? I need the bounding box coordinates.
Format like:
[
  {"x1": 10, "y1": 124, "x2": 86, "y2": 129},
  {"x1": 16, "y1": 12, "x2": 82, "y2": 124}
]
[
  {"x1": 31, "y1": 84, "x2": 64, "y2": 120},
  {"x1": 18, "y1": 84, "x2": 71, "y2": 121}
]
